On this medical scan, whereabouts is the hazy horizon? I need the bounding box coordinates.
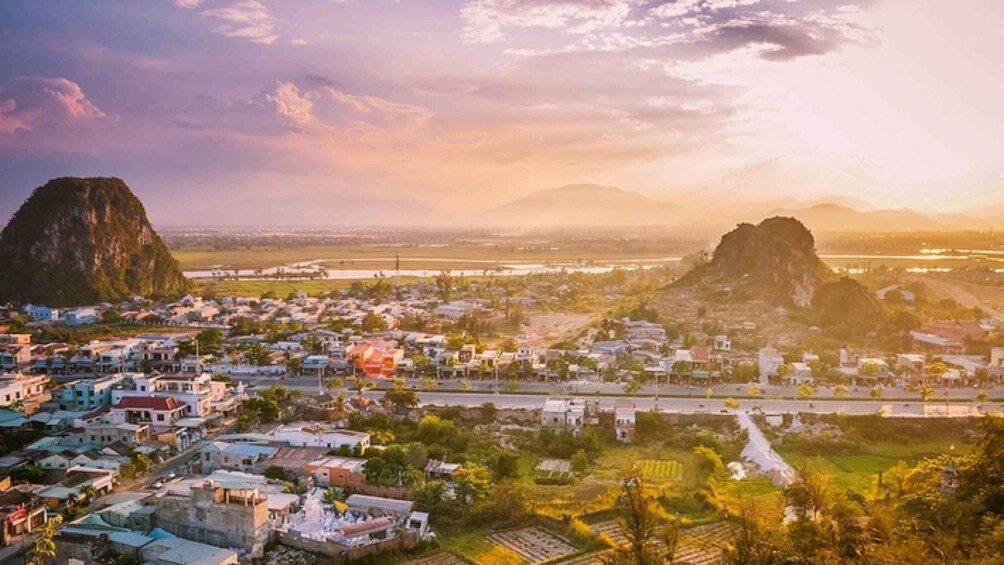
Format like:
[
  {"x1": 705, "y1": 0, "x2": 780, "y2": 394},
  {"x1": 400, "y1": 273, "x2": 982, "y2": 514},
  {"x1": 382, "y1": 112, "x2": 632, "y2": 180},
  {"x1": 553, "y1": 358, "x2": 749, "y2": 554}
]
[{"x1": 1, "y1": 0, "x2": 1002, "y2": 227}]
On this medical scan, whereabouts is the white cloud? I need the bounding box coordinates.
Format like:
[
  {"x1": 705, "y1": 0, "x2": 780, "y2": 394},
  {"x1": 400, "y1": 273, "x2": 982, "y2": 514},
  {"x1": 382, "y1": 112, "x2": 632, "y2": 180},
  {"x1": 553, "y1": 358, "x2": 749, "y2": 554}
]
[
  {"x1": 460, "y1": 0, "x2": 637, "y2": 44},
  {"x1": 199, "y1": 0, "x2": 279, "y2": 45}
]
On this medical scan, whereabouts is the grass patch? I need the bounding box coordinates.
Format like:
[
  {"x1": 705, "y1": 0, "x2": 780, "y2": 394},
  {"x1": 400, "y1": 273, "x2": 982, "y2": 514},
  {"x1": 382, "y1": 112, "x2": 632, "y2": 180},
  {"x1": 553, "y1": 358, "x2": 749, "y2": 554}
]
[
  {"x1": 435, "y1": 526, "x2": 495, "y2": 563},
  {"x1": 196, "y1": 279, "x2": 356, "y2": 297},
  {"x1": 777, "y1": 439, "x2": 971, "y2": 497}
]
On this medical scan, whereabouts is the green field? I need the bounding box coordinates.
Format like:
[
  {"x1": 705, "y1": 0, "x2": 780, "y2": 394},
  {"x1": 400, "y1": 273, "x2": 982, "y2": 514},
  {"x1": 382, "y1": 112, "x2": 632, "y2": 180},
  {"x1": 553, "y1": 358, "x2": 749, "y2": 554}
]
[
  {"x1": 778, "y1": 439, "x2": 969, "y2": 496},
  {"x1": 196, "y1": 278, "x2": 357, "y2": 297},
  {"x1": 171, "y1": 242, "x2": 689, "y2": 271},
  {"x1": 637, "y1": 459, "x2": 682, "y2": 480}
]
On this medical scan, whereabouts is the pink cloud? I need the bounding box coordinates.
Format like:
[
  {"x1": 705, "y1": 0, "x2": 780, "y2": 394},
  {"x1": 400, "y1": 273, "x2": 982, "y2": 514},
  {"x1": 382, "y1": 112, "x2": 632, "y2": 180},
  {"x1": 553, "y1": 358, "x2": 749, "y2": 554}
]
[{"x1": 0, "y1": 76, "x2": 106, "y2": 137}]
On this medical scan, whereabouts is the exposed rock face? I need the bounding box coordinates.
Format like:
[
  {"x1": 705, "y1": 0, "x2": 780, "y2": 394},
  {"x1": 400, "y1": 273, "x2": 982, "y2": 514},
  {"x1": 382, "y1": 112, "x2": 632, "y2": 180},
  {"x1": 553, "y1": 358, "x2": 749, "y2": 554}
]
[
  {"x1": 673, "y1": 217, "x2": 832, "y2": 307},
  {"x1": 0, "y1": 177, "x2": 190, "y2": 305}
]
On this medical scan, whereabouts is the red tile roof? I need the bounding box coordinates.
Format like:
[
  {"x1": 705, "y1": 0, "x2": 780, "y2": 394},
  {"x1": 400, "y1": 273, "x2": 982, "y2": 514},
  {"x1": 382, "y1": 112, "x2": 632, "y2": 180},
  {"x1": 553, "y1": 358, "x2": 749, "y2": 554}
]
[{"x1": 113, "y1": 396, "x2": 184, "y2": 411}]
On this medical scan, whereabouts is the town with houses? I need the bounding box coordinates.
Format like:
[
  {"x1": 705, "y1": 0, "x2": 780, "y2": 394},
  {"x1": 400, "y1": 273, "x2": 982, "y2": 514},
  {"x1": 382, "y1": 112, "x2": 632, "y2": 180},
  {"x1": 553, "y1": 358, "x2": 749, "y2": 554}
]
[{"x1": 0, "y1": 277, "x2": 1001, "y2": 564}]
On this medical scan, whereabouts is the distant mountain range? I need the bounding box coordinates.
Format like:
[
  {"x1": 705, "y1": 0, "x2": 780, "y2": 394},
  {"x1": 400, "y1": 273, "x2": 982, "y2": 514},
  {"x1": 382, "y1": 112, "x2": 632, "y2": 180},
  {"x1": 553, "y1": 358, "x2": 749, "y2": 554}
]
[
  {"x1": 483, "y1": 184, "x2": 677, "y2": 228},
  {"x1": 482, "y1": 184, "x2": 1001, "y2": 232}
]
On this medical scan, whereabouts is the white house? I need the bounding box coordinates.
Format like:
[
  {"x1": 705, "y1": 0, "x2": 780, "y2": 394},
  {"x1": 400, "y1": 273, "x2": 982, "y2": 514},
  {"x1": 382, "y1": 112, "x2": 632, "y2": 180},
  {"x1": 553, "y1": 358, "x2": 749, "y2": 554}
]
[
  {"x1": 271, "y1": 423, "x2": 371, "y2": 450},
  {"x1": 758, "y1": 348, "x2": 783, "y2": 383}
]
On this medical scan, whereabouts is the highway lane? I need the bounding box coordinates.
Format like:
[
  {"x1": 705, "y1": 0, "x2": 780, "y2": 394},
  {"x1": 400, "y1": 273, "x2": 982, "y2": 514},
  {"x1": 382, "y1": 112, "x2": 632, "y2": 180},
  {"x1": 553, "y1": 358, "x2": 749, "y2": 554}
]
[
  {"x1": 252, "y1": 380, "x2": 1001, "y2": 416},
  {"x1": 237, "y1": 374, "x2": 1004, "y2": 401}
]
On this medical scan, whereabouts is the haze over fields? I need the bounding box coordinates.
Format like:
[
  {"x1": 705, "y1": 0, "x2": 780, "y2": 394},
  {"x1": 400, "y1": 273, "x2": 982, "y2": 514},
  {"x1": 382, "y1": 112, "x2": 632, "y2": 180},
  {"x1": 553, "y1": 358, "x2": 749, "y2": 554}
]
[{"x1": 0, "y1": 1, "x2": 1002, "y2": 227}]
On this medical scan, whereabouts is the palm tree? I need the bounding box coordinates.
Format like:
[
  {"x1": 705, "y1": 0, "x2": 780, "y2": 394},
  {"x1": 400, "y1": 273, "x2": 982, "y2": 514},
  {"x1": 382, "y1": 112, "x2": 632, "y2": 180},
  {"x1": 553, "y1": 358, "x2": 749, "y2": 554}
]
[
  {"x1": 330, "y1": 392, "x2": 349, "y2": 428},
  {"x1": 78, "y1": 484, "x2": 96, "y2": 504},
  {"x1": 350, "y1": 376, "x2": 374, "y2": 406}
]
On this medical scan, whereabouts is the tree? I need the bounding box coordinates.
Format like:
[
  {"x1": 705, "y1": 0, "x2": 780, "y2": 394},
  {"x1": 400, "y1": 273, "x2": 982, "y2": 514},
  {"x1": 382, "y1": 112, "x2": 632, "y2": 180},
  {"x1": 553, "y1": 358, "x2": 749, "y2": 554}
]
[
  {"x1": 460, "y1": 379, "x2": 472, "y2": 392},
  {"x1": 724, "y1": 398, "x2": 741, "y2": 410},
  {"x1": 796, "y1": 384, "x2": 814, "y2": 401},
  {"x1": 623, "y1": 379, "x2": 642, "y2": 395},
  {"x1": 454, "y1": 462, "x2": 493, "y2": 501},
  {"x1": 361, "y1": 311, "x2": 387, "y2": 333},
  {"x1": 287, "y1": 356, "x2": 303, "y2": 376},
  {"x1": 746, "y1": 383, "x2": 764, "y2": 398},
  {"x1": 926, "y1": 361, "x2": 948, "y2": 379},
  {"x1": 705, "y1": 387, "x2": 713, "y2": 399},
  {"x1": 330, "y1": 392, "x2": 349, "y2": 427},
  {"x1": 571, "y1": 449, "x2": 589, "y2": 475},
  {"x1": 27, "y1": 514, "x2": 62, "y2": 565},
  {"x1": 420, "y1": 377, "x2": 438, "y2": 391},
  {"x1": 860, "y1": 361, "x2": 882, "y2": 378},
  {"x1": 129, "y1": 451, "x2": 153, "y2": 476},
  {"x1": 869, "y1": 386, "x2": 883, "y2": 399},
  {"x1": 504, "y1": 380, "x2": 520, "y2": 393},
  {"x1": 976, "y1": 391, "x2": 988, "y2": 405},
  {"x1": 350, "y1": 376, "x2": 374, "y2": 404},
  {"x1": 919, "y1": 384, "x2": 936, "y2": 403},
  {"x1": 833, "y1": 384, "x2": 848, "y2": 400},
  {"x1": 383, "y1": 386, "x2": 419, "y2": 416},
  {"x1": 602, "y1": 476, "x2": 678, "y2": 565},
  {"x1": 435, "y1": 270, "x2": 454, "y2": 301}
]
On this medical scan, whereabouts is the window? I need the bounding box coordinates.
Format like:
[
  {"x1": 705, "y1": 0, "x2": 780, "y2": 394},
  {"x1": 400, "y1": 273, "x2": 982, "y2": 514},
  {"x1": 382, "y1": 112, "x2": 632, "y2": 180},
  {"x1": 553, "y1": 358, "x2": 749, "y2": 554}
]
[{"x1": 157, "y1": 414, "x2": 165, "y2": 421}]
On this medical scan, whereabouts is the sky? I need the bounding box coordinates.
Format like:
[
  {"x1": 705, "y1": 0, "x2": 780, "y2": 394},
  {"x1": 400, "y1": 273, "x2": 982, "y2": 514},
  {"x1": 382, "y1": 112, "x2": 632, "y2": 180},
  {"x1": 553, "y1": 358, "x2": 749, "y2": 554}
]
[{"x1": 0, "y1": 0, "x2": 1001, "y2": 226}]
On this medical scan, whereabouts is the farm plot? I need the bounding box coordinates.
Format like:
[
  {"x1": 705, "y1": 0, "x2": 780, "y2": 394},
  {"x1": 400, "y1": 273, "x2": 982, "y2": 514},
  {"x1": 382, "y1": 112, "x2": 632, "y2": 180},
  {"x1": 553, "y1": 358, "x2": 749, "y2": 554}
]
[
  {"x1": 589, "y1": 520, "x2": 734, "y2": 564},
  {"x1": 674, "y1": 521, "x2": 735, "y2": 565},
  {"x1": 487, "y1": 527, "x2": 578, "y2": 563},
  {"x1": 405, "y1": 552, "x2": 469, "y2": 565},
  {"x1": 637, "y1": 459, "x2": 682, "y2": 481},
  {"x1": 534, "y1": 458, "x2": 574, "y2": 482}
]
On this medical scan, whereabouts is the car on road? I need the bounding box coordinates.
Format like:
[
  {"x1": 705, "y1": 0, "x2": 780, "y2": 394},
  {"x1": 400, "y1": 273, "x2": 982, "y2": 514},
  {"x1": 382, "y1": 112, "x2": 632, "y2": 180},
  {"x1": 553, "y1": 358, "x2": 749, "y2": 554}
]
[{"x1": 148, "y1": 481, "x2": 164, "y2": 490}]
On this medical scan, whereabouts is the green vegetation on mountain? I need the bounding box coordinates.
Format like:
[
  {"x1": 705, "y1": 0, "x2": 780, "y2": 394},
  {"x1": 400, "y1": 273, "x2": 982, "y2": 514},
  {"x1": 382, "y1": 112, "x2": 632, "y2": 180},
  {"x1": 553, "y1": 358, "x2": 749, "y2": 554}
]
[
  {"x1": 812, "y1": 277, "x2": 882, "y2": 332},
  {"x1": 0, "y1": 177, "x2": 190, "y2": 305},
  {"x1": 674, "y1": 217, "x2": 833, "y2": 307}
]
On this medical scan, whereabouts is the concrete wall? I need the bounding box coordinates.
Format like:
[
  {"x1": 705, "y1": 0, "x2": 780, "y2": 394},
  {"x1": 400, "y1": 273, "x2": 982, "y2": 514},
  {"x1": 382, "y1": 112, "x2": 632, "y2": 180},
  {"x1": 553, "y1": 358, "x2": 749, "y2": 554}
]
[
  {"x1": 153, "y1": 490, "x2": 269, "y2": 556},
  {"x1": 276, "y1": 530, "x2": 418, "y2": 562}
]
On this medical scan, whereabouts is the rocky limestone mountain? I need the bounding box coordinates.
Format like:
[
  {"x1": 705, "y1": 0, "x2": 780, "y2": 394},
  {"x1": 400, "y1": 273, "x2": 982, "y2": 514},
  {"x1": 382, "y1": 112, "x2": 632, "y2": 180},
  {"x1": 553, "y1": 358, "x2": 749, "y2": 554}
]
[
  {"x1": 673, "y1": 217, "x2": 834, "y2": 307},
  {"x1": 0, "y1": 177, "x2": 190, "y2": 305}
]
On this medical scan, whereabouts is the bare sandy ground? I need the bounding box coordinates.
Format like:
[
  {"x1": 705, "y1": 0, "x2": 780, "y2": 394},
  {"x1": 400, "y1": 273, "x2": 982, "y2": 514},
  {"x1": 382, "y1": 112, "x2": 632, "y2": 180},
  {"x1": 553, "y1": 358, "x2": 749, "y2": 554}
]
[{"x1": 519, "y1": 312, "x2": 597, "y2": 347}]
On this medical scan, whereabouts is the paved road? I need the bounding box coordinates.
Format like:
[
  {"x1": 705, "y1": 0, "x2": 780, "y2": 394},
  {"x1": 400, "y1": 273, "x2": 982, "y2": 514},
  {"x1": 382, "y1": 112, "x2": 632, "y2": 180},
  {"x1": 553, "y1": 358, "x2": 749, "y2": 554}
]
[
  {"x1": 354, "y1": 391, "x2": 997, "y2": 417},
  {"x1": 240, "y1": 375, "x2": 1004, "y2": 402},
  {"x1": 0, "y1": 425, "x2": 229, "y2": 565},
  {"x1": 737, "y1": 410, "x2": 795, "y2": 486}
]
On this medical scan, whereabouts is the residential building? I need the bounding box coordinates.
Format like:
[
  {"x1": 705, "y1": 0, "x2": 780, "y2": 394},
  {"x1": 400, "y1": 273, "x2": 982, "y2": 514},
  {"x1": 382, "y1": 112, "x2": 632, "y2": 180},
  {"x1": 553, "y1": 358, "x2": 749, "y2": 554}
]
[
  {"x1": 540, "y1": 398, "x2": 598, "y2": 434},
  {"x1": 0, "y1": 478, "x2": 47, "y2": 546},
  {"x1": 64, "y1": 308, "x2": 99, "y2": 326},
  {"x1": 614, "y1": 400, "x2": 636, "y2": 443},
  {"x1": 153, "y1": 480, "x2": 270, "y2": 557},
  {"x1": 0, "y1": 334, "x2": 31, "y2": 346},
  {"x1": 200, "y1": 442, "x2": 279, "y2": 473},
  {"x1": 304, "y1": 456, "x2": 367, "y2": 488},
  {"x1": 758, "y1": 348, "x2": 783, "y2": 383},
  {"x1": 784, "y1": 362, "x2": 814, "y2": 386},
  {"x1": 713, "y1": 335, "x2": 731, "y2": 351},
  {"x1": 271, "y1": 423, "x2": 371, "y2": 450},
  {"x1": 108, "y1": 396, "x2": 187, "y2": 430},
  {"x1": 0, "y1": 373, "x2": 50, "y2": 411},
  {"x1": 60, "y1": 374, "x2": 126, "y2": 411},
  {"x1": 80, "y1": 423, "x2": 151, "y2": 447}
]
